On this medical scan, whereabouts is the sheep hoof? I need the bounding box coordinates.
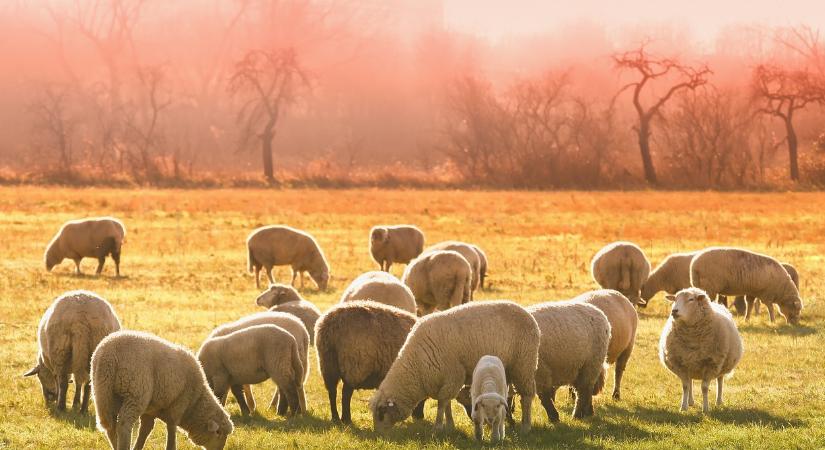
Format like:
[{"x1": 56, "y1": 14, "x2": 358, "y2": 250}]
[{"x1": 612, "y1": 392, "x2": 621, "y2": 401}]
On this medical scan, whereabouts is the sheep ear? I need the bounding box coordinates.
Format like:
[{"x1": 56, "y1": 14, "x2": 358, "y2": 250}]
[
  {"x1": 207, "y1": 420, "x2": 219, "y2": 433},
  {"x1": 23, "y1": 366, "x2": 40, "y2": 377},
  {"x1": 665, "y1": 295, "x2": 676, "y2": 302},
  {"x1": 696, "y1": 293, "x2": 709, "y2": 302}
]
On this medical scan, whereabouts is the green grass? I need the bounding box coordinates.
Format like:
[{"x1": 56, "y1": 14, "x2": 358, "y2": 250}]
[{"x1": 1, "y1": 187, "x2": 823, "y2": 449}]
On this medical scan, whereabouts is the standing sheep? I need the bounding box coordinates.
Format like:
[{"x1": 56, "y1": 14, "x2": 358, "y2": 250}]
[
  {"x1": 591, "y1": 241, "x2": 651, "y2": 306},
  {"x1": 24, "y1": 290, "x2": 121, "y2": 413},
  {"x1": 640, "y1": 252, "x2": 696, "y2": 304},
  {"x1": 574, "y1": 289, "x2": 637, "y2": 400},
  {"x1": 659, "y1": 288, "x2": 743, "y2": 413},
  {"x1": 691, "y1": 247, "x2": 803, "y2": 324},
  {"x1": 402, "y1": 250, "x2": 472, "y2": 316},
  {"x1": 527, "y1": 300, "x2": 610, "y2": 421},
  {"x1": 44, "y1": 217, "x2": 125, "y2": 276},
  {"x1": 340, "y1": 271, "x2": 417, "y2": 314},
  {"x1": 91, "y1": 330, "x2": 233, "y2": 450},
  {"x1": 370, "y1": 301, "x2": 540, "y2": 433},
  {"x1": 369, "y1": 225, "x2": 425, "y2": 272},
  {"x1": 470, "y1": 355, "x2": 508, "y2": 442},
  {"x1": 733, "y1": 262, "x2": 800, "y2": 322},
  {"x1": 471, "y1": 244, "x2": 489, "y2": 289},
  {"x1": 425, "y1": 241, "x2": 481, "y2": 297},
  {"x1": 198, "y1": 325, "x2": 306, "y2": 417},
  {"x1": 247, "y1": 225, "x2": 330, "y2": 290},
  {"x1": 315, "y1": 300, "x2": 421, "y2": 424}
]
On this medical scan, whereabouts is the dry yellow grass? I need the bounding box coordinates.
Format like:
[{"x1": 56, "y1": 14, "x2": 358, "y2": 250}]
[{"x1": 1, "y1": 187, "x2": 823, "y2": 449}]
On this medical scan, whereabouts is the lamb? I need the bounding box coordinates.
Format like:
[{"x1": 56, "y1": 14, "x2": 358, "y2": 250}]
[
  {"x1": 690, "y1": 247, "x2": 803, "y2": 324},
  {"x1": 591, "y1": 241, "x2": 651, "y2": 306},
  {"x1": 208, "y1": 312, "x2": 310, "y2": 416},
  {"x1": 315, "y1": 300, "x2": 421, "y2": 424},
  {"x1": 574, "y1": 289, "x2": 637, "y2": 400},
  {"x1": 401, "y1": 250, "x2": 472, "y2": 315},
  {"x1": 339, "y1": 271, "x2": 417, "y2": 314},
  {"x1": 263, "y1": 300, "x2": 322, "y2": 345},
  {"x1": 370, "y1": 301, "x2": 540, "y2": 433},
  {"x1": 471, "y1": 244, "x2": 489, "y2": 289},
  {"x1": 470, "y1": 355, "x2": 508, "y2": 442},
  {"x1": 91, "y1": 330, "x2": 233, "y2": 450},
  {"x1": 44, "y1": 217, "x2": 125, "y2": 276},
  {"x1": 659, "y1": 288, "x2": 744, "y2": 413},
  {"x1": 733, "y1": 262, "x2": 800, "y2": 322},
  {"x1": 198, "y1": 325, "x2": 306, "y2": 417},
  {"x1": 640, "y1": 252, "x2": 696, "y2": 304},
  {"x1": 526, "y1": 300, "x2": 610, "y2": 421},
  {"x1": 424, "y1": 241, "x2": 481, "y2": 296},
  {"x1": 369, "y1": 225, "x2": 425, "y2": 272},
  {"x1": 247, "y1": 225, "x2": 330, "y2": 290},
  {"x1": 24, "y1": 290, "x2": 121, "y2": 413}
]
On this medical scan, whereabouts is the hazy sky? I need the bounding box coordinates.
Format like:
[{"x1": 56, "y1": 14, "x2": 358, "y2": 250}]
[{"x1": 444, "y1": 0, "x2": 825, "y2": 42}]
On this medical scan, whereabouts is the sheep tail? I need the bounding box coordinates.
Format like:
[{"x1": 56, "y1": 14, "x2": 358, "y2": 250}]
[
  {"x1": 451, "y1": 273, "x2": 469, "y2": 306},
  {"x1": 290, "y1": 345, "x2": 307, "y2": 412},
  {"x1": 70, "y1": 324, "x2": 92, "y2": 386},
  {"x1": 593, "y1": 363, "x2": 607, "y2": 396},
  {"x1": 619, "y1": 259, "x2": 631, "y2": 291}
]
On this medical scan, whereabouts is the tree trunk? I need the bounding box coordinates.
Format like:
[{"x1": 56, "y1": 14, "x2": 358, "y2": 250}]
[
  {"x1": 261, "y1": 130, "x2": 275, "y2": 182},
  {"x1": 785, "y1": 117, "x2": 799, "y2": 182},
  {"x1": 638, "y1": 119, "x2": 658, "y2": 184}
]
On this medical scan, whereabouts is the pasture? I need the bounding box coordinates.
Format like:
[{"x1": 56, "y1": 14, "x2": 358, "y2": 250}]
[{"x1": 1, "y1": 186, "x2": 824, "y2": 449}]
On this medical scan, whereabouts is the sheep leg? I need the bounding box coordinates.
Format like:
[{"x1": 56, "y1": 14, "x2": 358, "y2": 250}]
[
  {"x1": 538, "y1": 389, "x2": 559, "y2": 423},
  {"x1": 717, "y1": 295, "x2": 728, "y2": 307},
  {"x1": 385, "y1": 262, "x2": 392, "y2": 273},
  {"x1": 754, "y1": 298, "x2": 762, "y2": 315},
  {"x1": 519, "y1": 392, "x2": 533, "y2": 432},
  {"x1": 680, "y1": 376, "x2": 691, "y2": 411},
  {"x1": 242, "y1": 384, "x2": 256, "y2": 412},
  {"x1": 326, "y1": 383, "x2": 340, "y2": 422},
  {"x1": 164, "y1": 421, "x2": 176, "y2": 450},
  {"x1": 290, "y1": 269, "x2": 298, "y2": 287},
  {"x1": 716, "y1": 376, "x2": 724, "y2": 406},
  {"x1": 115, "y1": 401, "x2": 140, "y2": 450},
  {"x1": 266, "y1": 267, "x2": 275, "y2": 286},
  {"x1": 341, "y1": 384, "x2": 354, "y2": 424},
  {"x1": 474, "y1": 419, "x2": 483, "y2": 441},
  {"x1": 112, "y1": 248, "x2": 121, "y2": 277},
  {"x1": 745, "y1": 296, "x2": 755, "y2": 320},
  {"x1": 276, "y1": 389, "x2": 289, "y2": 416},
  {"x1": 254, "y1": 265, "x2": 261, "y2": 289},
  {"x1": 73, "y1": 258, "x2": 82, "y2": 275},
  {"x1": 72, "y1": 381, "x2": 82, "y2": 410},
  {"x1": 230, "y1": 384, "x2": 250, "y2": 416},
  {"x1": 572, "y1": 383, "x2": 593, "y2": 419},
  {"x1": 701, "y1": 379, "x2": 710, "y2": 413},
  {"x1": 767, "y1": 302, "x2": 776, "y2": 322},
  {"x1": 613, "y1": 347, "x2": 632, "y2": 401},
  {"x1": 95, "y1": 256, "x2": 106, "y2": 275},
  {"x1": 412, "y1": 400, "x2": 426, "y2": 419},
  {"x1": 78, "y1": 382, "x2": 92, "y2": 413},
  {"x1": 434, "y1": 399, "x2": 447, "y2": 431},
  {"x1": 56, "y1": 373, "x2": 70, "y2": 411},
  {"x1": 132, "y1": 415, "x2": 155, "y2": 450},
  {"x1": 445, "y1": 400, "x2": 455, "y2": 429},
  {"x1": 733, "y1": 296, "x2": 746, "y2": 316}
]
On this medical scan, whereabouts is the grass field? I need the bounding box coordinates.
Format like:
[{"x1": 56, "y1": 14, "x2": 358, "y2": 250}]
[{"x1": 1, "y1": 187, "x2": 824, "y2": 449}]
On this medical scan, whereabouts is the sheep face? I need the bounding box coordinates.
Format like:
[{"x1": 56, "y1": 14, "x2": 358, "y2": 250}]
[
  {"x1": 23, "y1": 361, "x2": 58, "y2": 405},
  {"x1": 370, "y1": 228, "x2": 389, "y2": 248},
  {"x1": 666, "y1": 288, "x2": 710, "y2": 326},
  {"x1": 778, "y1": 297, "x2": 803, "y2": 325},
  {"x1": 472, "y1": 393, "x2": 507, "y2": 431},
  {"x1": 255, "y1": 284, "x2": 299, "y2": 308},
  {"x1": 309, "y1": 269, "x2": 329, "y2": 291},
  {"x1": 44, "y1": 243, "x2": 62, "y2": 272},
  {"x1": 640, "y1": 281, "x2": 657, "y2": 304},
  {"x1": 187, "y1": 415, "x2": 233, "y2": 450},
  {"x1": 371, "y1": 391, "x2": 407, "y2": 432}
]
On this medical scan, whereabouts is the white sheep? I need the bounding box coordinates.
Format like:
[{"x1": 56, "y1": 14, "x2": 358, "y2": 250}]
[
  {"x1": 339, "y1": 271, "x2": 417, "y2": 314},
  {"x1": 424, "y1": 241, "x2": 481, "y2": 297},
  {"x1": 591, "y1": 241, "x2": 651, "y2": 306},
  {"x1": 24, "y1": 290, "x2": 121, "y2": 413},
  {"x1": 640, "y1": 252, "x2": 696, "y2": 304},
  {"x1": 262, "y1": 300, "x2": 322, "y2": 345},
  {"x1": 246, "y1": 225, "x2": 330, "y2": 290},
  {"x1": 254, "y1": 283, "x2": 304, "y2": 308},
  {"x1": 369, "y1": 225, "x2": 425, "y2": 272},
  {"x1": 44, "y1": 217, "x2": 125, "y2": 276},
  {"x1": 402, "y1": 250, "x2": 472, "y2": 316},
  {"x1": 91, "y1": 330, "x2": 233, "y2": 450},
  {"x1": 527, "y1": 300, "x2": 610, "y2": 421},
  {"x1": 370, "y1": 301, "x2": 540, "y2": 433},
  {"x1": 470, "y1": 355, "x2": 508, "y2": 442},
  {"x1": 315, "y1": 300, "x2": 420, "y2": 424},
  {"x1": 659, "y1": 288, "x2": 744, "y2": 413},
  {"x1": 735, "y1": 262, "x2": 800, "y2": 322},
  {"x1": 691, "y1": 247, "x2": 803, "y2": 324}
]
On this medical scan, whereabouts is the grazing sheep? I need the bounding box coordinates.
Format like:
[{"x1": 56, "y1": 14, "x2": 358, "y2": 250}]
[
  {"x1": 315, "y1": 300, "x2": 420, "y2": 424},
  {"x1": 402, "y1": 250, "x2": 472, "y2": 315},
  {"x1": 470, "y1": 355, "x2": 508, "y2": 442},
  {"x1": 575, "y1": 289, "x2": 637, "y2": 400},
  {"x1": 591, "y1": 241, "x2": 651, "y2": 307},
  {"x1": 340, "y1": 271, "x2": 417, "y2": 314},
  {"x1": 640, "y1": 252, "x2": 696, "y2": 304},
  {"x1": 425, "y1": 241, "x2": 481, "y2": 296},
  {"x1": 264, "y1": 300, "x2": 322, "y2": 345},
  {"x1": 198, "y1": 325, "x2": 306, "y2": 417},
  {"x1": 691, "y1": 247, "x2": 803, "y2": 324},
  {"x1": 247, "y1": 225, "x2": 330, "y2": 290},
  {"x1": 91, "y1": 330, "x2": 233, "y2": 450},
  {"x1": 659, "y1": 288, "x2": 744, "y2": 413},
  {"x1": 44, "y1": 217, "x2": 125, "y2": 276},
  {"x1": 527, "y1": 300, "x2": 610, "y2": 421},
  {"x1": 369, "y1": 225, "x2": 425, "y2": 272},
  {"x1": 370, "y1": 301, "x2": 540, "y2": 433},
  {"x1": 255, "y1": 283, "x2": 304, "y2": 308},
  {"x1": 471, "y1": 244, "x2": 489, "y2": 289},
  {"x1": 209, "y1": 312, "x2": 310, "y2": 416},
  {"x1": 24, "y1": 290, "x2": 121, "y2": 413},
  {"x1": 734, "y1": 262, "x2": 800, "y2": 322}
]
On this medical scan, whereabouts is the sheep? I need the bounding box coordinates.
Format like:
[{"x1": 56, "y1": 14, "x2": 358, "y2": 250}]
[
  {"x1": 470, "y1": 355, "x2": 508, "y2": 442},
  {"x1": 659, "y1": 288, "x2": 744, "y2": 413},
  {"x1": 369, "y1": 225, "x2": 425, "y2": 272},
  {"x1": 339, "y1": 271, "x2": 417, "y2": 314},
  {"x1": 91, "y1": 330, "x2": 233, "y2": 450},
  {"x1": 640, "y1": 252, "x2": 696, "y2": 304},
  {"x1": 255, "y1": 283, "x2": 304, "y2": 309},
  {"x1": 733, "y1": 262, "x2": 800, "y2": 322},
  {"x1": 370, "y1": 301, "x2": 540, "y2": 433},
  {"x1": 44, "y1": 217, "x2": 125, "y2": 276},
  {"x1": 424, "y1": 241, "x2": 481, "y2": 297},
  {"x1": 471, "y1": 244, "x2": 489, "y2": 289},
  {"x1": 315, "y1": 300, "x2": 422, "y2": 424},
  {"x1": 247, "y1": 225, "x2": 330, "y2": 290},
  {"x1": 198, "y1": 325, "x2": 306, "y2": 417},
  {"x1": 526, "y1": 300, "x2": 610, "y2": 421},
  {"x1": 574, "y1": 289, "x2": 637, "y2": 401},
  {"x1": 591, "y1": 241, "x2": 651, "y2": 307},
  {"x1": 208, "y1": 312, "x2": 310, "y2": 416},
  {"x1": 262, "y1": 300, "x2": 322, "y2": 345},
  {"x1": 23, "y1": 290, "x2": 121, "y2": 413},
  {"x1": 691, "y1": 247, "x2": 804, "y2": 325},
  {"x1": 401, "y1": 250, "x2": 472, "y2": 316}
]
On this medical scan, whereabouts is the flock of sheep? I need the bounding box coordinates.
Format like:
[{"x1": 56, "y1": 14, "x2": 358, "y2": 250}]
[{"x1": 25, "y1": 217, "x2": 806, "y2": 449}]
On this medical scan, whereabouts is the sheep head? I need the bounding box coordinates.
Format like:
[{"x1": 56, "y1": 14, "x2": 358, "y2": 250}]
[{"x1": 666, "y1": 288, "x2": 710, "y2": 326}]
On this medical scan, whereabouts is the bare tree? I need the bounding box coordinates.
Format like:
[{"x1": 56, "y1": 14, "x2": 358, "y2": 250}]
[
  {"x1": 228, "y1": 48, "x2": 310, "y2": 182},
  {"x1": 613, "y1": 44, "x2": 711, "y2": 184},
  {"x1": 752, "y1": 64, "x2": 825, "y2": 181},
  {"x1": 122, "y1": 65, "x2": 172, "y2": 181},
  {"x1": 29, "y1": 86, "x2": 76, "y2": 174}
]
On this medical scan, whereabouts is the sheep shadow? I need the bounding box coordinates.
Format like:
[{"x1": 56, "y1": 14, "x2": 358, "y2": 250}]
[
  {"x1": 51, "y1": 272, "x2": 128, "y2": 281},
  {"x1": 229, "y1": 411, "x2": 337, "y2": 433},
  {"x1": 47, "y1": 407, "x2": 96, "y2": 430},
  {"x1": 626, "y1": 405, "x2": 804, "y2": 429},
  {"x1": 738, "y1": 323, "x2": 817, "y2": 337}
]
